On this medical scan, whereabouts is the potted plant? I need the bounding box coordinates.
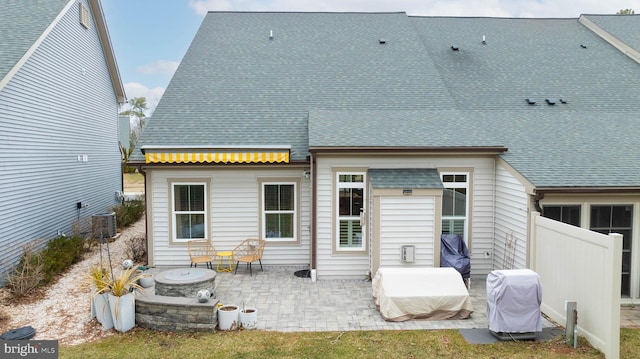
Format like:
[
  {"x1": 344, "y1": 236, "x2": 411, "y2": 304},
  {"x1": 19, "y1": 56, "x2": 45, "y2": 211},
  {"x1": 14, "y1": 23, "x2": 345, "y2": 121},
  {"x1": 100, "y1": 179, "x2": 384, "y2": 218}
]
[
  {"x1": 86, "y1": 265, "x2": 113, "y2": 330},
  {"x1": 217, "y1": 304, "x2": 239, "y2": 331},
  {"x1": 239, "y1": 304, "x2": 257, "y2": 330},
  {"x1": 104, "y1": 267, "x2": 146, "y2": 333},
  {"x1": 138, "y1": 270, "x2": 155, "y2": 288}
]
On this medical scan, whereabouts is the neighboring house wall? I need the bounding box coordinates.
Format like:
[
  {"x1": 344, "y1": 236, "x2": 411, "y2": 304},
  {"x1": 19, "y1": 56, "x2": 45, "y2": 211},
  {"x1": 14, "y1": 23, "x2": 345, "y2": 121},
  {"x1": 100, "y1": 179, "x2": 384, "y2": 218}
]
[
  {"x1": 147, "y1": 167, "x2": 311, "y2": 267},
  {"x1": 315, "y1": 155, "x2": 496, "y2": 279},
  {"x1": 0, "y1": 0, "x2": 121, "y2": 280},
  {"x1": 493, "y1": 161, "x2": 530, "y2": 270}
]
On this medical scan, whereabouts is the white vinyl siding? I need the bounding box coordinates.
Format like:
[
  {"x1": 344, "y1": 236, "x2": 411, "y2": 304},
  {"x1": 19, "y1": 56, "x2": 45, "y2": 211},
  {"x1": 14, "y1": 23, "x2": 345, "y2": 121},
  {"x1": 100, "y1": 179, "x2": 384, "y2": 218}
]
[
  {"x1": 316, "y1": 155, "x2": 496, "y2": 279},
  {"x1": 494, "y1": 163, "x2": 529, "y2": 270},
  {"x1": 0, "y1": 0, "x2": 121, "y2": 281},
  {"x1": 148, "y1": 168, "x2": 310, "y2": 267},
  {"x1": 378, "y1": 196, "x2": 436, "y2": 267}
]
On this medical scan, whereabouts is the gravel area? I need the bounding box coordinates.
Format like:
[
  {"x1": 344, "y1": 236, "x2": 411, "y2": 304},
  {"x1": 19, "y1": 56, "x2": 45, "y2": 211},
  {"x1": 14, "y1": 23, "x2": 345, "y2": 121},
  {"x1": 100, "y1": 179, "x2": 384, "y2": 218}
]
[{"x1": 0, "y1": 218, "x2": 146, "y2": 346}]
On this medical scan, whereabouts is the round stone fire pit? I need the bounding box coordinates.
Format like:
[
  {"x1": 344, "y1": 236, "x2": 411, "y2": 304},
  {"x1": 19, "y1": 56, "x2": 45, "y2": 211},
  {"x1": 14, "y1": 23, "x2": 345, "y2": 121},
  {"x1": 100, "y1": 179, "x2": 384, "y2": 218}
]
[{"x1": 154, "y1": 268, "x2": 216, "y2": 298}]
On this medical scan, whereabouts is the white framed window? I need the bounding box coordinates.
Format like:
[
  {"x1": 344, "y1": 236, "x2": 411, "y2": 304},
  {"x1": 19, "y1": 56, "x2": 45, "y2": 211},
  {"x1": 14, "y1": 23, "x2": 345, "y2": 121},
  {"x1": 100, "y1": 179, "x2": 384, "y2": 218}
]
[
  {"x1": 336, "y1": 172, "x2": 366, "y2": 251},
  {"x1": 440, "y1": 172, "x2": 469, "y2": 243},
  {"x1": 261, "y1": 182, "x2": 297, "y2": 242},
  {"x1": 171, "y1": 182, "x2": 207, "y2": 242}
]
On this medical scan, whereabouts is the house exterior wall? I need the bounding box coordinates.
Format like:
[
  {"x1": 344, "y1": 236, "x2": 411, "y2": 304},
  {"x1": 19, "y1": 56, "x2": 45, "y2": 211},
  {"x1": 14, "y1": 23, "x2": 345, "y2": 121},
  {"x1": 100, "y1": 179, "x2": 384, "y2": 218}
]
[
  {"x1": 493, "y1": 161, "x2": 530, "y2": 270},
  {"x1": 0, "y1": 0, "x2": 121, "y2": 280},
  {"x1": 146, "y1": 167, "x2": 311, "y2": 267},
  {"x1": 315, "y1": 155, "x2": 496, "y2": 279},
  {"x1": 372, "y1": 190, "x2": 440, "y2": 273}
]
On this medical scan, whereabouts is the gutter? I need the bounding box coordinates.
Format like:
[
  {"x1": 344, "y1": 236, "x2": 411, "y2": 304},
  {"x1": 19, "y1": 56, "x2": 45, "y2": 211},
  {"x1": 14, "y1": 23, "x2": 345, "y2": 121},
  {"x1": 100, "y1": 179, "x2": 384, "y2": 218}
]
[
  {"x1": 534, "y1": 187, "x2": 640, "y2": 213},
  {"x1": 309, "y1": 146, "x2": 507, "y2": 154},
  {"x1": 535, "y1": 187, "x2": 640, "y2": 194},
  {"x1": 140, "y1": 144, "x2": 292, "y2": 154}
]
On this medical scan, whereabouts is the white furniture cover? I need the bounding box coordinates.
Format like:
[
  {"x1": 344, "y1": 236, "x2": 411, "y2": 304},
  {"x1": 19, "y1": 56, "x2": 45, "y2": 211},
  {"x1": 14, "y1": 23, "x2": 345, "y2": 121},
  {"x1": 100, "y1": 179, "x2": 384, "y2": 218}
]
[
  {"x1": 372, "y1": 267, "x2": 473, "y2": 322},
  {"x1": 486, "y1": 269, "x2": 542, "y2": 333}
]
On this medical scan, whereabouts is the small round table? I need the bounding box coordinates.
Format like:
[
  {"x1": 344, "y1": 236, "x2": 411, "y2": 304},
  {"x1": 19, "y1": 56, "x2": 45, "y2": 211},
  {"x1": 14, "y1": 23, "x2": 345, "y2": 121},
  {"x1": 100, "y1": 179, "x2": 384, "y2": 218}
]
[{"x1": 216, "y1": 251, "x2": 234, "y2": 272}]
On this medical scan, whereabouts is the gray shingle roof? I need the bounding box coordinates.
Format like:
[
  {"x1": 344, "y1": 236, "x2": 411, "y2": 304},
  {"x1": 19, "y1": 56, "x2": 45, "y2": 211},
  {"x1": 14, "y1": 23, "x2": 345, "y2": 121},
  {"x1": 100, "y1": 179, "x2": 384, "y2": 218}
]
[
  {"x1": 368, "y1": 168, "x2": 443, "y2": 189},
  {"x1": 309, "y1": 109, "x2": 502, "y2": 148},
  {"x1": 135, "y1": 12, "x2": 640, "y2": 189},
  {"x1": 134, "y1": 12, "x2": 453, "y2": 162},
  {"x1": 410, "y1": 16, "x2": 640, "y2": 111},
  {"x1": 583, "y1": 14, "x2": 640, "y2": 52},
  {"x1": 0, "y1": 0, "x2": 69, "y2": 81},
  {"x1": 469, "y1": 110, "x2": 640, "y2": 188}
]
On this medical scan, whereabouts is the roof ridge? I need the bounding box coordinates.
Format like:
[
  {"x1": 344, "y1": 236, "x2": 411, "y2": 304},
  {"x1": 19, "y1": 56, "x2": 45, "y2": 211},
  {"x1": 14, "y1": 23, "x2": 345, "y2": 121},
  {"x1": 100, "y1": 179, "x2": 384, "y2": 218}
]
[
  {"x1": 206, "y1": 11, "x2": 407, "y2": 15},
  {"x1": 409, "y1": 15, "x2": 579, "y2": 20}
]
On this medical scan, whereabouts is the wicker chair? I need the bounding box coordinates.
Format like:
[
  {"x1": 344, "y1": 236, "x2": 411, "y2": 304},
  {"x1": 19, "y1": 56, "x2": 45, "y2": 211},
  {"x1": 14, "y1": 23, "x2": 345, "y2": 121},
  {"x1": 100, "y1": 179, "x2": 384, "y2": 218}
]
[
  {"x1": 233, "y1": 238, "x2": 265, "y2": 276},
  {"x1": 187, "y1": 240, "x2": 216, "y2": 269}
]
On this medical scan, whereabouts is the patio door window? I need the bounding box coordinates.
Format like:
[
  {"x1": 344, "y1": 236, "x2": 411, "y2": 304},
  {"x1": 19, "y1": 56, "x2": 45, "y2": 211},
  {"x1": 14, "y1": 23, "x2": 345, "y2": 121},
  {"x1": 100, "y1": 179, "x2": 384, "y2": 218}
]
[
  {"x1": 441, "y1": 172, "x2": 469, "y2": 243},
  {"x1": 337, "y1": 173, "x2": 366, "y2": 251},
  {"x1": 172, "y1": 182, "x2": 207, "y2": 242},
  {"x1": 542, "y1": 205, "x2": 581, "y2": 227},
  {"x1": 590, "y1": 205, "x2": 633, "y2": 297}
]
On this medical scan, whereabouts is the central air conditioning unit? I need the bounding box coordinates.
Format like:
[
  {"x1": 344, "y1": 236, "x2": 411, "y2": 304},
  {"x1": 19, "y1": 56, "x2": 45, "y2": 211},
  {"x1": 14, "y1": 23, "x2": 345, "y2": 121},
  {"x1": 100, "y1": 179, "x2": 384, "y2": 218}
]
[
  {"x1": 401, "y1": 245, "x2": 415, "y2": 263},
  {"x1": 92, "y1": 212, "x2": 117, "y2": 238}
]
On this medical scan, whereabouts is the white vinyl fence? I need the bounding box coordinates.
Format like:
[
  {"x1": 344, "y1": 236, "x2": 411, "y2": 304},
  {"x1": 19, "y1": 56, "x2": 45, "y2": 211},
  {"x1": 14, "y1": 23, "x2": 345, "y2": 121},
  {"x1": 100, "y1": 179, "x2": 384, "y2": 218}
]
[{"x1": 529, "y1": 212, "x2": 622, "y2": 359}]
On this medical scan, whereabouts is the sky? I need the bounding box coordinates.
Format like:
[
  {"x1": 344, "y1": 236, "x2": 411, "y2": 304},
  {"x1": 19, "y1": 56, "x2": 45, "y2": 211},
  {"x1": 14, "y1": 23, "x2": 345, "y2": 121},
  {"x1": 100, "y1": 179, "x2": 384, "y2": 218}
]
[{"x1": 100, "y1": 0, "x2": 638, "y2": 114}]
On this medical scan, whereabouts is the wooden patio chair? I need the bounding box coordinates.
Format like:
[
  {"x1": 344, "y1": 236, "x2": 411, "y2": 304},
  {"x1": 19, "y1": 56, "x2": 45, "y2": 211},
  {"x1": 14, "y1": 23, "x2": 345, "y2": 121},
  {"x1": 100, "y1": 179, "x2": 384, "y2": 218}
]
[
  {"x1": 187, "y1": 240, "x2": 216, "y2": 269},
  {"x1": 233, "y1": 238, "x2": 265, "y2": 276}
]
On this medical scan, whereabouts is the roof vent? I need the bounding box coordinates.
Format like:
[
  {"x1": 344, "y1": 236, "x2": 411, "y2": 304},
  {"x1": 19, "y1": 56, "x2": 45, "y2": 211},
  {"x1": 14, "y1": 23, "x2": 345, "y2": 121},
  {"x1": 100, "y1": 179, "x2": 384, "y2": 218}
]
[
  {"x1": 545, "y1": 98, "x2": 557, "y2": 105},
  {"x1": 79, "y1": 3, "x2": 90, "y2": 29},
  {"x1": 526, "y1": 98, "x2": 536, "y2": 105},
  {"x1": 379, "y1": 38, "x2": 387, "y2": 44},
  {"x1": 580, "y1": 44, "x2": 587, "y2": 48},
  {"x1": 451, "y1": 45, "x2": 459, "y2": 51},
  {"x1": 482, "y1": 35, "x2": 487, "y2": 45},
  {"x1": 269, "y1": 30, "x2": 273, "y2": 40},
  {"x1": 559, "y1": 98, "x2": 568, "y2": 104}
]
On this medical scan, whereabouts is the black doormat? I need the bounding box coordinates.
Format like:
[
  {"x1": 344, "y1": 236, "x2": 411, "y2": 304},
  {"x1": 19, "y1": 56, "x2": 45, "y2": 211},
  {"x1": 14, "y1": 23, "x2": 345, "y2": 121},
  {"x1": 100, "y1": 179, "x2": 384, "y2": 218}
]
[
  {"x1": 459, "y1": 327, "x2": 563, "y2": 344},
  {"x1": 294, "y1": 269, "x2": 310, "y2": 278}
]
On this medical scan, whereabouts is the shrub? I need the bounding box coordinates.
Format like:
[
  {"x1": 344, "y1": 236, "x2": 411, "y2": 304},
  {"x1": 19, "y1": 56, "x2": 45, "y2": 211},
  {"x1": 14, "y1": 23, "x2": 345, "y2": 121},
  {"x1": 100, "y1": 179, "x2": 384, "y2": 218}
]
[
  {"x1": 39, "y1": 235, "x2": 84, "y2": 284},
  {"x1": 4, "y1": 234, "x2": 85, "y2": 296},
  {"x1": 5, "y1": 241, "x2": 45, "y2": 296},
  {"x1": 111, "y1": 199, "x2": 145, "y2": 229},
  {"x1": 124, "y1": 234, "x2": 148, "y2": 265}
]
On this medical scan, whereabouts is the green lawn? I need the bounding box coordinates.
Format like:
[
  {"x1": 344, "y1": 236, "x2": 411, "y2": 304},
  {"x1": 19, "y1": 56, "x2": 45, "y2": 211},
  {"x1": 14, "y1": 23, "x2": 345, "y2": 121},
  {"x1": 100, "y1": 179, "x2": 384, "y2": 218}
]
[{"x1": 58, "y1": 328, "x2": 624, "y2": 359}]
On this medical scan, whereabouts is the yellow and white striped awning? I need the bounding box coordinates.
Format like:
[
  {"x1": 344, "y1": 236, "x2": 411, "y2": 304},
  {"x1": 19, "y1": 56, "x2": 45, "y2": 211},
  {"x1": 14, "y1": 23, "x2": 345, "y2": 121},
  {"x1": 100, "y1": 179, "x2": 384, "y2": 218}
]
[{"x1": 144, "y1": 150, "x2": 290, "y2": 164}]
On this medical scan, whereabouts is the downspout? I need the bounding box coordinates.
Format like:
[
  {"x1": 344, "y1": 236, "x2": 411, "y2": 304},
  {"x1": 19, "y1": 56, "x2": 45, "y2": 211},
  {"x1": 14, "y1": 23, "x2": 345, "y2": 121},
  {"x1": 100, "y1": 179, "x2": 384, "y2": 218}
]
[
  {"x1": 491, "y1": 157, "x2": 497, "y2": 270},
  {"x1": 136, "y1": 164, "x2": 150, "y2": 266},
  {"x1": 534, "y1": 192, "x2": 544, "y2": 213},
  {"x1": 311, "y1": 154, "x2": 317, "y2": 270}
]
